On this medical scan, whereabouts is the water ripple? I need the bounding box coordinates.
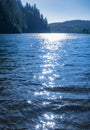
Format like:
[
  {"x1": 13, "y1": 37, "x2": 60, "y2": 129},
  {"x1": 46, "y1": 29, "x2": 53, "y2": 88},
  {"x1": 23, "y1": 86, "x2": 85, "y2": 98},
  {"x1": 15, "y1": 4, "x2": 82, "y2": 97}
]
[{"x1": 0, "y1": 33, "x2": 90, "y2": 130}]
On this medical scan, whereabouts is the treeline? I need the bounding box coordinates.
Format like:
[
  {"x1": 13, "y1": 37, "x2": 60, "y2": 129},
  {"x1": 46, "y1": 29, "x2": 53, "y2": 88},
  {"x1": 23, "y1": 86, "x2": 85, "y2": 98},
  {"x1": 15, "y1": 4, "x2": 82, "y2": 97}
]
[
  {"x1": 83, "y1": 29, "x2": 90, "y2": 34},
  {"x1": 0, "y1": 0, "x2": 50, "y2": 33}
]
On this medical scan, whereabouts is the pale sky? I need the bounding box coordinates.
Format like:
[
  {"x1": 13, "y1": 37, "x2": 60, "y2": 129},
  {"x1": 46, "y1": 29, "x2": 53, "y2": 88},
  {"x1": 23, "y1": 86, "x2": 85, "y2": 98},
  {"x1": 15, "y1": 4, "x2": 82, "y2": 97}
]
[{"x1": 21, "y1": 0, "x2": 90, "y2": 23}]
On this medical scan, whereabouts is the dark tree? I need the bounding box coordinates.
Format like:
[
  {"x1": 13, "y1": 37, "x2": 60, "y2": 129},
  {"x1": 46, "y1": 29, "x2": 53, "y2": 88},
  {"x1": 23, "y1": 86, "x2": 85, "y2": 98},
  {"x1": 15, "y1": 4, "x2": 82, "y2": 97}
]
[{"x1": 0, "y1": 0, "x2": 50, "y2": 33}]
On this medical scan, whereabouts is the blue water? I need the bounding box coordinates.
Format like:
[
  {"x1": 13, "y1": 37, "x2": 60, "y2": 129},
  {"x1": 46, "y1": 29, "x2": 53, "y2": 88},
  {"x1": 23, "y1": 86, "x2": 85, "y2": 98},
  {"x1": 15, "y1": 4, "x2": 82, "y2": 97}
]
[{"x1": 0, "y1": 33, "x2": 90, "y2": 130}]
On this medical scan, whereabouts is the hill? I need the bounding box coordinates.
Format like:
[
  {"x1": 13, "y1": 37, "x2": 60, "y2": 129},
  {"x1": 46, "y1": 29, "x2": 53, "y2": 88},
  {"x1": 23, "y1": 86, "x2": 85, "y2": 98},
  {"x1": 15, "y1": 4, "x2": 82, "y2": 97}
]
[{"x1": 50, "y1": 20, "x2": 90, "y2": 34}]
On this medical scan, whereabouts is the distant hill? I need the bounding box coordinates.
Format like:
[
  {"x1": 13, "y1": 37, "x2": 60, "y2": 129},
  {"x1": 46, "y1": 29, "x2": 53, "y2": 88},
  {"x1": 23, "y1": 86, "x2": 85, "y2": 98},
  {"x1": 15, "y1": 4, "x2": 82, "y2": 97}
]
[{"x1": 50, "y1": 20, "x2": 90, "y2": 34}]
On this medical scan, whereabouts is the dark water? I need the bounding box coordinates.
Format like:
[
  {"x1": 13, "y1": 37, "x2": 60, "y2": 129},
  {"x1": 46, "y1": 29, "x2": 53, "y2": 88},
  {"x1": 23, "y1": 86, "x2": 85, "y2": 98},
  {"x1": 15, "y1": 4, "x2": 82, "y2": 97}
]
[{"x1": 0, "y1": 33, "x2": 90, "y2": 130}]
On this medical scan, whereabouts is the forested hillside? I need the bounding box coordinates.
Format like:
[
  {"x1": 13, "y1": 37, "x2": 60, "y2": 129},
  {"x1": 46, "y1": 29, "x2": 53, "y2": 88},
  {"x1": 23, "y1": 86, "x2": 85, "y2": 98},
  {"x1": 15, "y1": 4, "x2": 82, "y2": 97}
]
[
  {"x1": 50, "y1": 20, "x2": 90, "y2": 34},
  {"x1": 0, "y1": 0, "x2": 49, "y2": 33}
]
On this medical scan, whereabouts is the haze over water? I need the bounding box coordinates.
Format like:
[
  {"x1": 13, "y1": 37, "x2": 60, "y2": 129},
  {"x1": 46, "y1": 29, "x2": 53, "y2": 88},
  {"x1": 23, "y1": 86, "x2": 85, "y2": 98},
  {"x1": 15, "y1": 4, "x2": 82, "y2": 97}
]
[{"x1": 0, "y1": 33, "x2": 90, "y2": 129}]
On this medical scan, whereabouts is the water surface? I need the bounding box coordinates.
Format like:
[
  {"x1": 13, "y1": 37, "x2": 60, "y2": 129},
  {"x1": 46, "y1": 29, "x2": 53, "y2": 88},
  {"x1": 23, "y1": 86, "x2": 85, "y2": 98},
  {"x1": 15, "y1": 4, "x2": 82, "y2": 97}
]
[{"x1": 0, "y1": 33, "x2": 90, "y2": 130}]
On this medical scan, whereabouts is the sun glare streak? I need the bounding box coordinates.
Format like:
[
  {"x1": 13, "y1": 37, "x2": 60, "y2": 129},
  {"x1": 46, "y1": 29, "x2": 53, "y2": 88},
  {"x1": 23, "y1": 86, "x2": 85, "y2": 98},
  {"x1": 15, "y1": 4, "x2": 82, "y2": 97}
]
[
  {"x1": 36, "y1": 34, "x2": 68, "y2": 88},
  {"x1": 40, "y1": 33, "x2": 69, "y2": 42}
]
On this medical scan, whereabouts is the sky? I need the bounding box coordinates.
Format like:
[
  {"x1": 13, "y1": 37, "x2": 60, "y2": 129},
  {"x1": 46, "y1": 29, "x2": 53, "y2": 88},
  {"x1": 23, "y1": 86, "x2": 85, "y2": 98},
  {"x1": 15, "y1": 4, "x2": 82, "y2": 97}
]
[{"x1": 21, "y1": 0, "x2": 90, "y2": 23}]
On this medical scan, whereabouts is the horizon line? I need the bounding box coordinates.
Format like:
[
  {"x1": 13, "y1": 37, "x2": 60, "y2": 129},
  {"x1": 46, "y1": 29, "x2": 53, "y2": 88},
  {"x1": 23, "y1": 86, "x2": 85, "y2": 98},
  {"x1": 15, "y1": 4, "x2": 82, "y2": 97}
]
[{"x1": 49, "y1": 19, "x2": 90, "y2": 24}]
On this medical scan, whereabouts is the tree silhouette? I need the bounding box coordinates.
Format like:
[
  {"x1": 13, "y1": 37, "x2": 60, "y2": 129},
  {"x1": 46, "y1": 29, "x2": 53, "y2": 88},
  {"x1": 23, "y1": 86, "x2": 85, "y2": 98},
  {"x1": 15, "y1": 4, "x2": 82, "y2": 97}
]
[{"x1": 0, "y1": 0, "x2": 50, "y2": 33}]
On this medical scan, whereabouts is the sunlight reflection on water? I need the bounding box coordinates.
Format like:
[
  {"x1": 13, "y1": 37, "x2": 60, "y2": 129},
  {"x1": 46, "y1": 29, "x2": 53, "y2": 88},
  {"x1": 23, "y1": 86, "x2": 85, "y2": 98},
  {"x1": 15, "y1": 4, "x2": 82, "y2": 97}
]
[
  {"x1": 34, "y1": 91, "x2": 49, "y2": 96},
  {"x1": 33, "y1": 34, "x2": 76, "y2": 129},
  {"x1": 36, "y1": 113, "x2": 55, "y2": 130},
  {"x1": 39, "y1": 33, "x2": 71, "y2": 42},
  {"x1": 38, "y1": 34, "x2": 66, "y2": 89}
]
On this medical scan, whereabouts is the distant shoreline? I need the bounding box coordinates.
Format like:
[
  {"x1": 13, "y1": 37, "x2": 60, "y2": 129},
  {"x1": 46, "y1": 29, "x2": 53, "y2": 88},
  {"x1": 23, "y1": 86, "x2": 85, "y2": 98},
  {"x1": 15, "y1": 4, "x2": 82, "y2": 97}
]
[{"x1": 49, "y1": 20, "x2": 90, "y2": 34}]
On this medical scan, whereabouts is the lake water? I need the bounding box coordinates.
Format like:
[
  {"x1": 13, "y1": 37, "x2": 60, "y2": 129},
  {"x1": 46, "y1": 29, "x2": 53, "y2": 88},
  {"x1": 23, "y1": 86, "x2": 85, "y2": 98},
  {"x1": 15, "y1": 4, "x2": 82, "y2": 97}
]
[{"x1": 0, "y1": 33, "x2": 90, "y2": 130}]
